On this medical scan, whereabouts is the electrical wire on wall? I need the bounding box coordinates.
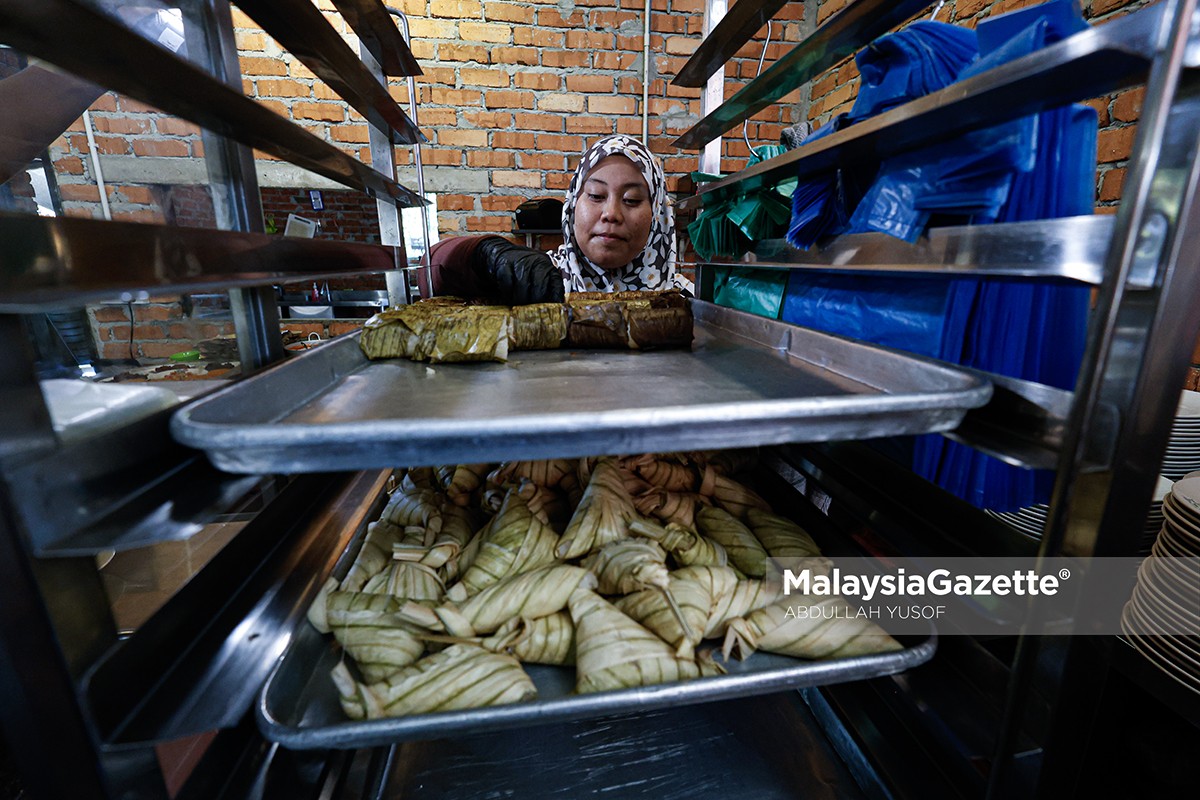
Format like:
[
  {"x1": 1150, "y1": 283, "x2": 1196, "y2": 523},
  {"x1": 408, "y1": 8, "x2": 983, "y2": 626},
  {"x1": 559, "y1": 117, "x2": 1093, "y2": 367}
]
[{"x1": 742, "y1": 21, "x2": 773, "y2": 160}]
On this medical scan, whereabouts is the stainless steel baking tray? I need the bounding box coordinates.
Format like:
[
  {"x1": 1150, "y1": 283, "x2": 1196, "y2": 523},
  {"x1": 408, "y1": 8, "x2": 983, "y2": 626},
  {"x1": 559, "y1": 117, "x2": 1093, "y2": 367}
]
[
  {"x1": 257, "y1": 616, "x2": 936, "y2": 749},
  {"x1": 172, "y1": 301, "x2": 992, "y2": 474}
]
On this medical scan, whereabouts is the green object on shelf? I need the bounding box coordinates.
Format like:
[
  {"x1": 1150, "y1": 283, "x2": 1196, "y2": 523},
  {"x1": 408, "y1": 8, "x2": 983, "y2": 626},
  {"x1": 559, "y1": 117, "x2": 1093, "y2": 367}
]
[
  {"x1": 686, "y1": 146, "x2": 797, "y2": 261},
  {"x1": 170, "y1": 349, "x2": 202, "y2": 362},
  {"x1": 712, "y1": 267, "x2": 789, "y2": 319}
]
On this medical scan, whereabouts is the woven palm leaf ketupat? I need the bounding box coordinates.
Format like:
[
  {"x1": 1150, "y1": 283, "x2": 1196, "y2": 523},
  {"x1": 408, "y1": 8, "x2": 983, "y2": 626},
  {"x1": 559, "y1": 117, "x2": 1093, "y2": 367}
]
[
  {"x1": 568, "y1": 588, "x2": 721, "y2": 694},
  {"x1": 630, "y1": 518, "x2": 729, "y2": 568},
  {"x1": 480, "y1": 612, "x2": 576, "y2": 666},
  {"x1": 556, "y1": 460, "x2": 640, "y2": 559},
  {"x1": 582, "y1": 539, "x2": 671, "y2": 595},
  {"x1": 449, "y1": 484, "x2": 560, "y2": 599},
  {"x1": 723, "y1": 597, "x2": 903, "y2": 661},
  {"x1": 696, "y1": 506, "x2": 771, "y2": 578},
  {"x1": 332, "y1": 643, "x2": 536, "y2": 720}
]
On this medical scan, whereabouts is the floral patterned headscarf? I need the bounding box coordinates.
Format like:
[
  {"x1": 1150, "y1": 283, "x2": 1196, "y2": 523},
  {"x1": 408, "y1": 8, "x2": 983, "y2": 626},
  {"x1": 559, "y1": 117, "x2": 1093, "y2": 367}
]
[{"x1": 549, "y1": 134, "x2": 689, "y2": 293}]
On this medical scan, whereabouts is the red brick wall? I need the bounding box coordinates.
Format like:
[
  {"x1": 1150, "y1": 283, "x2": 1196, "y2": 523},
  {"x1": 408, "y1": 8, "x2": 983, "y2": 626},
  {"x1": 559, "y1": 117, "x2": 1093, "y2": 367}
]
[{"x1": 260, "y1": 187, "x2": 382, "y2": 243}]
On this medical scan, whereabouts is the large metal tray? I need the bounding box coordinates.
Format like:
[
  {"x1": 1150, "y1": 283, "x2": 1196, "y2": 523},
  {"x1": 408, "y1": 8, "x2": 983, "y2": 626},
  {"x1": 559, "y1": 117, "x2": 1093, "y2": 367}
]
[
  {"x1": 257, "y1": 612, "x2": 936, "y2": 749},
  {"x1": 172, "y1": 301, "x2": 992, "y2": 474}
]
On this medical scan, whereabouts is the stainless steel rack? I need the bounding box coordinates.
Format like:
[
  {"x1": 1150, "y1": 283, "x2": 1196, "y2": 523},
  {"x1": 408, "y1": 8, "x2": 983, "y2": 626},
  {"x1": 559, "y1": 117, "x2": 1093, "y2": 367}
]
[
  {"x1": 0, "y1": 1, "x2": 426, "y2": 797},
  {"x1": 682, "y1": 0, "x2": 1200, "y2": 797}
]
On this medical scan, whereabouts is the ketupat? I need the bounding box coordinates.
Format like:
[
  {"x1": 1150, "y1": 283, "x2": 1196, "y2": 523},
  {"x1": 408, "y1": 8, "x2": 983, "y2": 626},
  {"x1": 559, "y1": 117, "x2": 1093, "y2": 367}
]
[
  {"x1": 745, "y1": 508, "x2": 822, "y2": 558},
  {"x1": 614, "y1": 576, "x2": 707, "y2": 659},
  {"x1": 696, "y1": 506, "x2": 771, "y2": 578},
  {"x1": 582, "y1": 539, "x2": 670, "y2": 595},
  {"x1": 629, "y1": 518, "x2": 729, "y2": 569},
  {"x1": 556, "y1": 460, "x2": 639, "y2": 560},
  {"x1": 448, "y1": 484, "x2": 560, "y2": 599},
  {"x1": 332, "y1": 643, "x2": 536, "y2": 720},
  {"x1": 723, "y1": 597, "x2": 903, "y2": 661},
  {"x1": 569, "y1": 588, "x2": 721, "y2": 693},
  {"x1": 325, "y1": 592, "x2": 427, "y2": 682},
  {"x1": 480, "y1": 612, "x2": 575, "y2": 666}
]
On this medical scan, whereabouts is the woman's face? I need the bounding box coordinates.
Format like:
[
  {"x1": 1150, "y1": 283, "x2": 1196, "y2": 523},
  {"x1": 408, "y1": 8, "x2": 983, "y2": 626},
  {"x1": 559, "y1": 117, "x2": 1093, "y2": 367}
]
[{"x1": 573, "y1": 155, "x2": 653, "y2": 272}]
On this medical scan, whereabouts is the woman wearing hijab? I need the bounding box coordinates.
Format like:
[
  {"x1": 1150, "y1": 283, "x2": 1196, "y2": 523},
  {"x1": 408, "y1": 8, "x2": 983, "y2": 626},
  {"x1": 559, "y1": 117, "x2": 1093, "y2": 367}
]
[{"x1": 431, "y1": 134, "x2": 690, "y2": 303}]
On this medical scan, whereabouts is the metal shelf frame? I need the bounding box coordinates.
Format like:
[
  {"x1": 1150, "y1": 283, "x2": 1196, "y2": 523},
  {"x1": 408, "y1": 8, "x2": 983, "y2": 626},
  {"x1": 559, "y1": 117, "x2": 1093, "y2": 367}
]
[
  {"x1": 685, "y1": 0, "x2": 1200, "y2": 796},
  {"x1": 0, "y1": 2, "x2": 430, "y2": 798},
  {"x1": 0, "y1": 0, "x2": 426, "y2": 208},
  {"x1": 677, "y1": 1, "x2": 1166, "y2": 205}
]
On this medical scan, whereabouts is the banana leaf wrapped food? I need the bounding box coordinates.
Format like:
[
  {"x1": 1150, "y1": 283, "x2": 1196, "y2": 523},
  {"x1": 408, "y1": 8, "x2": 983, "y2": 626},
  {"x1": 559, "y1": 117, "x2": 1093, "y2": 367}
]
[
  {"x1": 332, "y1": 643, "x2": 536, "y2": 720},
  {"x1": 565, "y1": 294, "x2": 693, "y2": 350},
  {"x1": 581, "y1": 539, "x2": 670, "y2": 595},
  {"x1": 629, "y1": 518, "x2": 729, "y2": 568},
  {"x1": 447, "y1": 483, "x2": 560, "y2": 600},
  {"x1": 325, "y1": 592, "x2": 427, "y2": 681},
  {"x1": 509, "y1": 303, "x2": 569, "y2": 350},
  {"x1": 569, "y1": 588, "x2": 722, "y2": 694},
  {"x1": 556, "y1": 460, "x2": 639, "y2": 560},
  {"x1": 360, "y1": 304, "x2": 512, "y2": 363},
  {"x1": 695, "y1": 506, "x2": 771, "y2": 578},
  {"x1": 480, "y1": 612, "x2": 575, "y2": 666},
  {"x1": 723, "y1": 596, "x2": 903, "y2": 661}
]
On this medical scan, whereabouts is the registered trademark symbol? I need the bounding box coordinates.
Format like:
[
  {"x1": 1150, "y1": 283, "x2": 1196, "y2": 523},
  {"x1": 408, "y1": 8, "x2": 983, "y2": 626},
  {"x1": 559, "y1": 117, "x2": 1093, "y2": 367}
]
[{"x1": 1059, "y1": 568, "x2": 1070, "y2": 580}]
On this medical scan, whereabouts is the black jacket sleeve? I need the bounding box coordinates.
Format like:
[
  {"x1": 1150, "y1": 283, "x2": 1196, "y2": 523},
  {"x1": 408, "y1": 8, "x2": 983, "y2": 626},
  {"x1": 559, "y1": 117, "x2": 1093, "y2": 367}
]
[{"x1": 474, "y1": 237, "x2": 565, "y2": 305}]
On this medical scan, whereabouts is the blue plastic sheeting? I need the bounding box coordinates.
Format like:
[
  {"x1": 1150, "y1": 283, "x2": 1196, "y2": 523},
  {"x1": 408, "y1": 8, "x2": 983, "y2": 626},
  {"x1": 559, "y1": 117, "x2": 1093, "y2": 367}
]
[{"x1": 781, "y1": 0, "x2": 1097, "y2": 511}]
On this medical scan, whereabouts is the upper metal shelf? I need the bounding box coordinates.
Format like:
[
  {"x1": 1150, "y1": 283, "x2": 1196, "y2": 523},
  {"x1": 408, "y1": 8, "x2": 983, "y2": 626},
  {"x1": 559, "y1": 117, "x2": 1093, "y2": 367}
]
[
  {"x1": 704, "y1": 216, "x2": 1147, "y2": 289},
  {"x1": 673, "y1": 0, "x2": 930, "y2": 97},
  {"x1": 234, "y1": 0, "x2": 424, "y2": 145},
  {"x1": 672, "y1": 0, "x2": 793, "y2": 88},
  {"x1": 673, "y1": 0, "x2": 934, "y2": 145},
  {"x1": 0, "y1": 212, "x2": 402, "y2": 312},
  {"x1": 0, "y1": 0, "x2": 425, "y2": 207},
  {"x1": 676, "y1": 2, "x2": 1165, "y2": 207},
  {"x1": 328, "y1": 0, "x2": 422, "y2": 77}
]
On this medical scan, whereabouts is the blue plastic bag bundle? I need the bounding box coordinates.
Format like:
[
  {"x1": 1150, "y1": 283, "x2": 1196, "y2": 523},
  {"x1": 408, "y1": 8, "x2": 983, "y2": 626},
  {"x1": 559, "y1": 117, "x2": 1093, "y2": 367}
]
[
  {"x1": 787, "y1": 21, "x2": 979, "y2": 249},
  {"x1": 782, "y1": 0, "x2": 1098, "y2": 511}
]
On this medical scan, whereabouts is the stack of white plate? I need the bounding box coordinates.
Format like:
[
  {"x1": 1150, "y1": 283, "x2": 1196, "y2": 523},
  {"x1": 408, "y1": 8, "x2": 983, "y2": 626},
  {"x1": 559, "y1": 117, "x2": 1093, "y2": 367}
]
[
  {"x1": 1121, "y1": 476, "x2": 1200, "y2": 694},
  {"x1": 984, "y1": 475, "x2": 1172, "y2": 553},
  {"x1": 1162, "y1": 390, "x2": 1200, "y2": 479}
]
